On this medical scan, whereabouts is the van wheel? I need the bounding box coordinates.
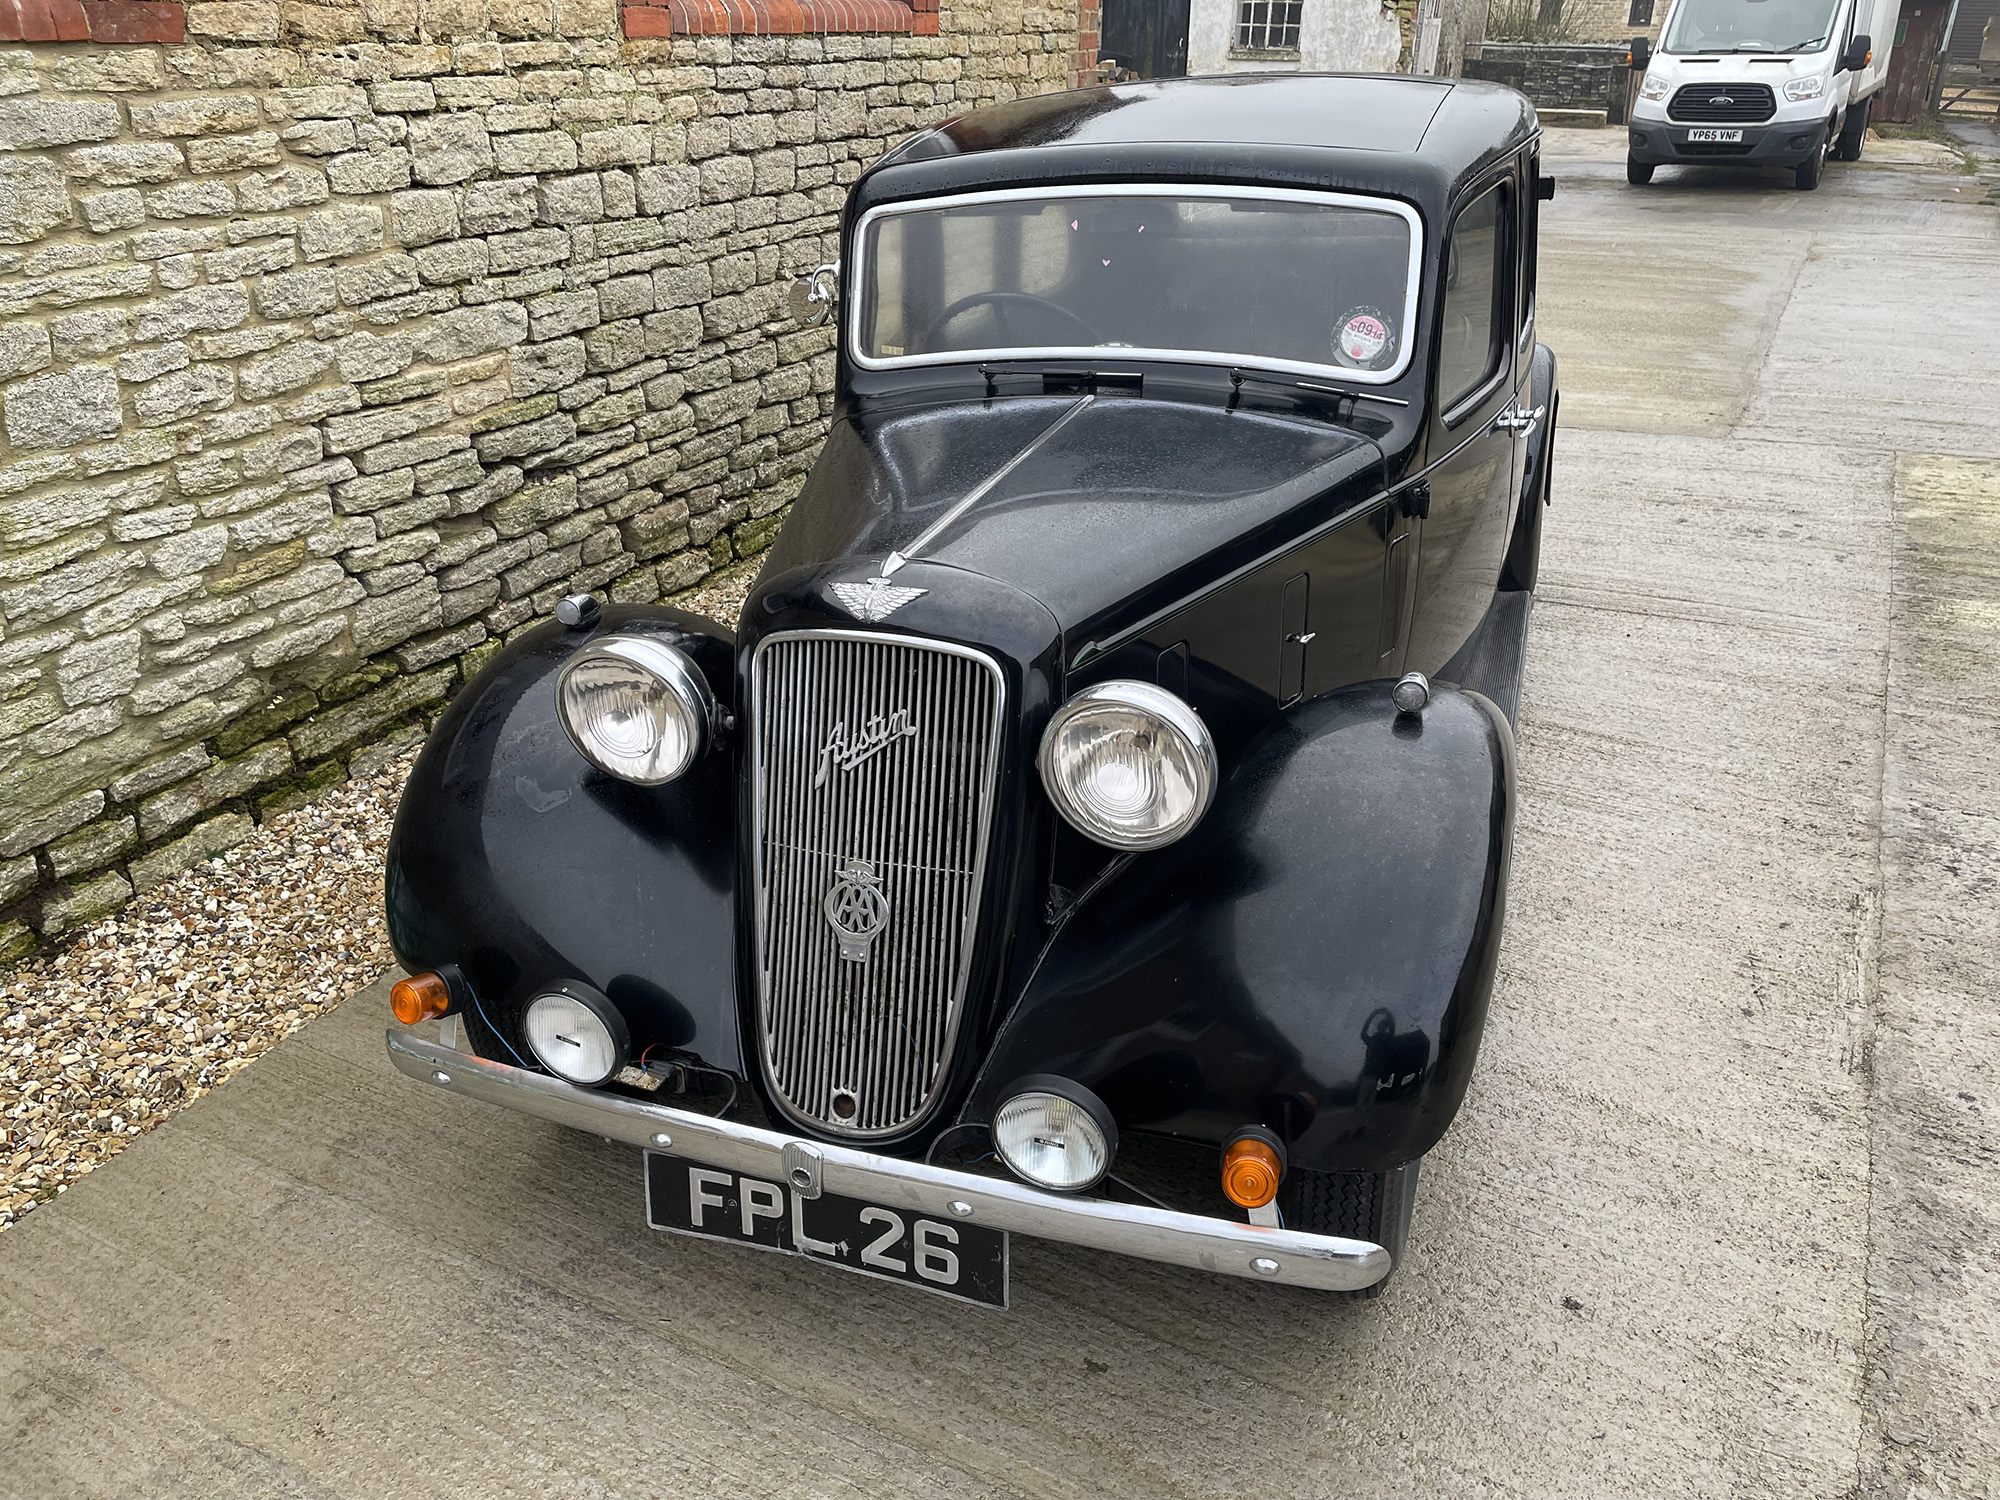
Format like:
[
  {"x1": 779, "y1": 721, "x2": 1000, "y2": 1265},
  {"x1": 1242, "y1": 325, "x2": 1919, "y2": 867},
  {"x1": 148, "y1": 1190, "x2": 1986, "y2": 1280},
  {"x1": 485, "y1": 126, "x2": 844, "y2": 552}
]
[
  {"x1": 1794, "y1": 135, "x2": 1826, "y2": 190},
  {"x1": 1287, "y1": 1160, "x2": 1421, "y2": 1300},
  {"x1": 1835, "y1": 99, "x2": 1870, "y2": 160},
  {"x1": 1627, "y1": 156, "x2": 1655, "y2": 185}
]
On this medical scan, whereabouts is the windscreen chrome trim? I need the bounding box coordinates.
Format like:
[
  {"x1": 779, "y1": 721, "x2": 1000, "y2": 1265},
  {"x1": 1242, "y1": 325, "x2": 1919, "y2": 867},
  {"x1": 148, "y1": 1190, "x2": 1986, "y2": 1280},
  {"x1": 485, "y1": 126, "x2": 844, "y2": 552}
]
[{"x1": 849, "y1": 184, "x2": 1426, "y2": 388}]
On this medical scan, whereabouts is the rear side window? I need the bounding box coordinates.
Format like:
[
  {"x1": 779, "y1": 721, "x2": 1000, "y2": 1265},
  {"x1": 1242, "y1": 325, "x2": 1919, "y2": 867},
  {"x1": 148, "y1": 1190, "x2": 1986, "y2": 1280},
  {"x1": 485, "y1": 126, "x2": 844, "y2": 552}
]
[{"x1": 1437, "y1": 183, "x2": 1511, "y2": 415}]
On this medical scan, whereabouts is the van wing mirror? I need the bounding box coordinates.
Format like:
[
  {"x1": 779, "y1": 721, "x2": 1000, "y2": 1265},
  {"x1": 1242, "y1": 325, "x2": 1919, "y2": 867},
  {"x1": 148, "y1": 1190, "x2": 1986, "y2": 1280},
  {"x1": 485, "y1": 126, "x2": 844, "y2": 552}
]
[
  {"x1": 1840, "y1": 33, "x2": 1871, "y2": 71},
  {"x1": 1627, "y1": 36, "x2": 1653, "y2": 69}
]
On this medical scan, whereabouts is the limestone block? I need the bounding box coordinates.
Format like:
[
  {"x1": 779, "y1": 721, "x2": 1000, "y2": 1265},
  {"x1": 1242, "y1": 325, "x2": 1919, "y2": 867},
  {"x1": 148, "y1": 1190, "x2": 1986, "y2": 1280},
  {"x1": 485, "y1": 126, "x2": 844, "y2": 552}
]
[
  {"x1": 459, "y1": 176, "x2": 538, "y2": 233},
  {"x1": 149, "y1": 524, "x2": 229, "y2": 579},
  {"x1": 0, "y1": 158, "x2": 73, "y2": 245},
  {"x1": 492, "y1": 127, "x2": 576, "y2": 174},
  {"x1": 0, "y1": 323, "x2": 51, "y2": 381},
  {"x1": 129, "y1": 652, "x2": 246, "y2": 716},
  {"x1": 370, "y1": 81, "x2": 437, "y2": 112},
  {"x1": 537, "y1": 171, "x2": 602, "y2": 225},
  {"x1": 487, "y1": 226, "x2": 569, "y2": 273},
  {"x1": 36, "y1": 870, "x2": 133, "y2": 934},
  {"x1": 414, "y1": 237, "x2": 487, "y2": 284},
  {"x1": 64, "y1": 142, "x2": 187, "y2": 185},
  {"x1": 328, "y1": 148, "x2": 415, "y2": 195},
  {"x1": 389, "y1": 187, "x2": 459, "y2": 247},
  {"x1": 134, "y1": 364, "x2": 236, "y2": 426},
  {"x1": 2, "y1": 366, "x2": 123, "y2": 450},
  {"x1": 256, "y1": 267, "x2": 340, "y2": 319},
  {"x1": 527, "y1": 288, "x2": 599, "y2": 339},
  {"x1": 280, "y1": 118, "x2": 357, "y2": 155},
  {"x1": 43, "y1": 816, "x2": 138, "y2": 880},
  {"x1": 129, "y1": 813, "x2": 253, "y2": 892},
  {"x1": 131, "y1": 96, "x2": 264, "y2": 139},
  {"x1": 323, "y1": 397, "x2": 452, "y2": 455},
  {"x1": 235, "y1": 166, "x2": 331, "y2": 212},
  {"x1": 408, "y1": 111, "x2": 493, "y2": 185},
  {"x1": 55, "y1": 631, "x2": 142, "y2": 710},
  {"x1": 0, "y1": 790, "x2": 106, "y2": 858},
  {"x1": 135, "y1": 284, "x2": 251, "y2": 342},
  {"x1": 108, "y1": 744, "x2": 213, "y2": 802},
  {"x1": 417, "y1": 301, "x2": 528, "y2": 361},
  {"x1": 240, "y1": 429, "x2": 325, "y2": 479},
  {"x1": 81, "y1": 189, "x2": 147, "y2": 235},
  {"x1": 144, "y1": 180, "x2": 239, "y2": 220},
  {"x1": 187, "y1": 131, "x2": 285, "y2": 173},
  {"x1": 248, "y1": 615, "x2": 346, "y2": 669},
  {"x1": 287, "y1": 662, "x2": 452, "y2": 759},
  {"x1": 300, "y1": 205, "x2": 385, "y2": 262},
  {"x1": 187, "y1": 2, "x2": 284, "y2": 41},
  {"x1": 0, "y1": 98, "x2": 122, "y2": 150},
  {"x1": 579, "y1": 124, "x2": 651, "y2": 169},
  {"x1": 263, "y1": 85, "x2": 372, "y2": 123},
  {"x1": 0, "y1": 854, "x2": 36, "y2": 907}
]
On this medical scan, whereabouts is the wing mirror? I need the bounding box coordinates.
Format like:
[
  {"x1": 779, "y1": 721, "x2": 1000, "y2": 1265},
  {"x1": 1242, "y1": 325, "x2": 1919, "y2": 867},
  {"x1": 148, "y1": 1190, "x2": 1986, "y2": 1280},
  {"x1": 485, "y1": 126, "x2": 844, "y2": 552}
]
[
  {"x1": 1838, "y1": 33, "x2": 1871, "y2": 71},
  {"x1": 787, "y1": 262, "x2": 839, "y2": 327},
  {"x1": 1627, "y1": 36, "x2": 1652, "y2": 69}
]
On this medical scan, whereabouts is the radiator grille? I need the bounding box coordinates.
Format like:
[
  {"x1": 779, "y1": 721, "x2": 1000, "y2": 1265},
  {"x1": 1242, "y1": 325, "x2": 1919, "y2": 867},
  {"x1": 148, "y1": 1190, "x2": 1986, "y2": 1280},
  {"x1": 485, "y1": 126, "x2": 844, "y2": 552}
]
[
  {"x1": 751, "y1": 631, "x2": 1004, "y2": 1138},
  {"x1": 1667, "y1": 83, "x2": 1776, "y2": 122}
]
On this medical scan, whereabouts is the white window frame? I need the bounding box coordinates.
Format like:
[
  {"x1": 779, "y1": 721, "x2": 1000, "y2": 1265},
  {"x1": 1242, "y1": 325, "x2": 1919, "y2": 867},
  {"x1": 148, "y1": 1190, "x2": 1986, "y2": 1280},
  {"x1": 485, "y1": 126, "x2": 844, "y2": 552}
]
[
  {"x1": 848, "y1": 184, "x2": 1426, "y2": 388},
  {"x1": 1236, "y1": 0, "x2": 1303, "y2": 50}
]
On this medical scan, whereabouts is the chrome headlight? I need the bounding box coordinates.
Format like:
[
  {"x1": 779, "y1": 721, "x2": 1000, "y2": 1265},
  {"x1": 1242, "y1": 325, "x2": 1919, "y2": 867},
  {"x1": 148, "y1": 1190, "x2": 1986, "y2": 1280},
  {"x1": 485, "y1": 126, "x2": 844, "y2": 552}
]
[
  {"x1": 523, "y1": 986, "x2": 629, "y2": 1086},
  {"x1": 1639, "y1": 73, "x2": 1669, "y2": 100},
  {"x1": 556, "y1": 633, "x2": 713, "y2": 785},
  {"x1": 1038, "y1": 680, "x2": 1216, "y2": 850},
  {"x1": 1784, "y1": 74, "x2": 1826, "y2": 100},
  {"x1": 992, "y1": 1076, "x2": 1118, "y2": 1192}
]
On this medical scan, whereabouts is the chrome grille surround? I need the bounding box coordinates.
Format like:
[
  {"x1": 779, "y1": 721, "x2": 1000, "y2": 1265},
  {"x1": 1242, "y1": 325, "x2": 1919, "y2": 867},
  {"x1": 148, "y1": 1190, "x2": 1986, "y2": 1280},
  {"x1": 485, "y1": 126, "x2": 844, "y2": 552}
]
[{"x1": 750, "y1": 629, "x2": 1006, "y2": 1139}]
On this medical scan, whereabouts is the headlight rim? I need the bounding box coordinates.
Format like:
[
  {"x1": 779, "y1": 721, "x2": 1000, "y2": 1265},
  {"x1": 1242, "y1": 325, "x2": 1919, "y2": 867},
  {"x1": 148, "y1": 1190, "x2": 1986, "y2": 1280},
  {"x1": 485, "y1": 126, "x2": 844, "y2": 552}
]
[
  {"x1": 1037, "y1": 679, "x2": 1218, "y2": 852},
  {"x1": 991, "y1": 1073, "x2": 1120, "y2": 1194},
  {"x1": 555, "y1": 631, "x2": 715, "y2": 787},
  {"x1": 522, "y1": 983, "x2": 630, "y2": 1087}
]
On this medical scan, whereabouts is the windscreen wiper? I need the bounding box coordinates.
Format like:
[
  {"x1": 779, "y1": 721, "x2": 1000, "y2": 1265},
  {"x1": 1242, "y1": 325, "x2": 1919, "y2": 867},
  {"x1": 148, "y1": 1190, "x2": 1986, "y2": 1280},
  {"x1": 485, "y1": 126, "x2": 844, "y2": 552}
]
[{"x1": 979, "y1": 365, "x2": 1143, "y2": 397}]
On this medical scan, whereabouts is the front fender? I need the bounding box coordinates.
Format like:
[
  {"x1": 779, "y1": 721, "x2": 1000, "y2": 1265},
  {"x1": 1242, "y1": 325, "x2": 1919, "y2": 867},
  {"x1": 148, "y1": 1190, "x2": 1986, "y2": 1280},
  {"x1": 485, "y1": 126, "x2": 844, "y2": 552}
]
[
  {"x1": 385, "y1": 605, "x2": 743, "y2": 1074},
  {"x1": 967, "y1": 679, "x2": 1513, "y2": 1173}
]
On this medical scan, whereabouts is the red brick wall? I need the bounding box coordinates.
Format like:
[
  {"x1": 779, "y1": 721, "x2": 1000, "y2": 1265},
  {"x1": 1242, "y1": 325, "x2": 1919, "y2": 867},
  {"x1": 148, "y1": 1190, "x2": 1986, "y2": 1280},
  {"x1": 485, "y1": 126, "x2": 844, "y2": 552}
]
[
  {"x1": 622, "y1": 0, "x2": 939, "y2": 36},
  {"x1": 0, "y1": 0, "x2": 185, "y2": 42}
]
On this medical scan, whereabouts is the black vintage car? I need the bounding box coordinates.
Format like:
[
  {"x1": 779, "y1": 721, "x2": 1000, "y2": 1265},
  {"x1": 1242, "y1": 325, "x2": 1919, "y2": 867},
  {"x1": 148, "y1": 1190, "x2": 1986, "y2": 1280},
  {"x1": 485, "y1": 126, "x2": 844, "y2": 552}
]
[{"x1": 384, "y1": 74, "x2": 1558, "y2": 1306}]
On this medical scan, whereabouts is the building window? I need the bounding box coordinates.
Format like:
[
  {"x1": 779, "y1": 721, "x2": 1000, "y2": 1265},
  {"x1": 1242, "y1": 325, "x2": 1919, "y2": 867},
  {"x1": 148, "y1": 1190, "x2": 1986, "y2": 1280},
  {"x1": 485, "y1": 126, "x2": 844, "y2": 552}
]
[{"x1": 1236, "y1": 0, "x2": 1302, "y2": 51}]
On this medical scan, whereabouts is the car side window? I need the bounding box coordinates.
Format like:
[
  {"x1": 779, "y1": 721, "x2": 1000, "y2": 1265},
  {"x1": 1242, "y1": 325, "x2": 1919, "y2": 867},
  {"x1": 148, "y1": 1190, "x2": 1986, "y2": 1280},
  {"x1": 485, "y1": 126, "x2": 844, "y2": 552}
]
[{"x1": 1437, "y1": 182, "x2": 1512, "y2": 416}]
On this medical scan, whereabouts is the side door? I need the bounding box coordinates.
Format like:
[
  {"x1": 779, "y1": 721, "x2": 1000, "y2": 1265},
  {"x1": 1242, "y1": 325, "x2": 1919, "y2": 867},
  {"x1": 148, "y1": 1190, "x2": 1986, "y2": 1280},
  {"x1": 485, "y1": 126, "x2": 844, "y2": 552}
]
[{"x1": 1404, "y1": 169, "x2": 1524, "y2": 674}]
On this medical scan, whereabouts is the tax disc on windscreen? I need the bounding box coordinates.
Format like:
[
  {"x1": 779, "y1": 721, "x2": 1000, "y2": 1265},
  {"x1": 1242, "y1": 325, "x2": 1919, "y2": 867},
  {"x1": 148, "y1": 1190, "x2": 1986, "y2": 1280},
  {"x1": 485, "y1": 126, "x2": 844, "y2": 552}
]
[{"x1": 1333, "y1": 307, "x2": 1394, "y2": 369}]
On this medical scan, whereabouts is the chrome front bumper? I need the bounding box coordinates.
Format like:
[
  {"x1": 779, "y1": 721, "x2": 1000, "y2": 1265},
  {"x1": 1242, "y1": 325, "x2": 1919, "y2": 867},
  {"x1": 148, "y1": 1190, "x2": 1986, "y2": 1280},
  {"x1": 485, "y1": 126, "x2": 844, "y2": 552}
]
[{"x1": 386, "y1": 1030, "x2": 1391, "y2": 1293}]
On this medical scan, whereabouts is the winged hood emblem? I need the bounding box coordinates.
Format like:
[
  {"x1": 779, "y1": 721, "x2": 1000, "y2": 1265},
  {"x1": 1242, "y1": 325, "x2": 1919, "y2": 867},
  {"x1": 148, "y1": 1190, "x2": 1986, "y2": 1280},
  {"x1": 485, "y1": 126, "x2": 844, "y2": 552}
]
[{"x1": 830, "y1": 575, "x2": 928, "y2": 623}]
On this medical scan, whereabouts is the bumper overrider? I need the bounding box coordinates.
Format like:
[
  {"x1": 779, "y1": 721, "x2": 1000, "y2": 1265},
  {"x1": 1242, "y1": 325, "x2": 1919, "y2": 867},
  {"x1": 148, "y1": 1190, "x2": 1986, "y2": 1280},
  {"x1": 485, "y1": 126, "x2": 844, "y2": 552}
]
[
  {"x1": 385, "y1": 1030, "x2": 1392, "y2": 1293},
  {"x1": 1628, "y1": 119, "x2": 1828, "y2": 167}
]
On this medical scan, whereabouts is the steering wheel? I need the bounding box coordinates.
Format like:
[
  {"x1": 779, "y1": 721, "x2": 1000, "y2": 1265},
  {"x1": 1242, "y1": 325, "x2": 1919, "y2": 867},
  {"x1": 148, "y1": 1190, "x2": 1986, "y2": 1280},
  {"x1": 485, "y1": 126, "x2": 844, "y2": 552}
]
[{"x1": 917, "y1": 291, "x2": 1102, "y2": 350}]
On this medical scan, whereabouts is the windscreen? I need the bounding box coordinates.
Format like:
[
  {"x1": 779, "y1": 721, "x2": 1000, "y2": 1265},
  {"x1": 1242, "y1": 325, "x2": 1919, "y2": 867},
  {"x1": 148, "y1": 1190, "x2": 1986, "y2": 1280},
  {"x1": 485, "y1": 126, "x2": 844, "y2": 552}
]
[
  {"x1": 856, "y1": 190, "x2": 1419, "y2": 382},
  {"x1": 1662, "y1": 0, "x2": 1841, "y2": 52}
]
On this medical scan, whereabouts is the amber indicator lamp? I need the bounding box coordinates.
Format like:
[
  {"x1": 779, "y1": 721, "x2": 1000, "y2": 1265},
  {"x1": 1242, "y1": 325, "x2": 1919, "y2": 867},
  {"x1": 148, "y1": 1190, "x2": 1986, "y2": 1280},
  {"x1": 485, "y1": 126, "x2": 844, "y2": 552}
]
[
  {"x1": 391, "y1": 971, "x2": 452, "y2": 1026},
  {"x1": 1221, "y1": 1133, "x2": 1285, "y2": 1209}
]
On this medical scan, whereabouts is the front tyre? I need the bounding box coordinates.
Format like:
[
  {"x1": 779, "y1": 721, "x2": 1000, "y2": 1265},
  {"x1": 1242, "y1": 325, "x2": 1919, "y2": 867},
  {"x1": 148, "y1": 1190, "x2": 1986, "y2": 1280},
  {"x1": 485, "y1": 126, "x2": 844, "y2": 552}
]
[
  {"x1": 1795, "y1": 132, "x2": 1827, "y2": 189},
  {"x1": 1627, "y1": 155, "x2": 1655, "y2": 185},
  {"x1": 1835, "y1": 98, "x2": 1870, "y2": 161},
  {"x1": 1287, "y1": 1160, "x2": 1421, "y2": 1299}
]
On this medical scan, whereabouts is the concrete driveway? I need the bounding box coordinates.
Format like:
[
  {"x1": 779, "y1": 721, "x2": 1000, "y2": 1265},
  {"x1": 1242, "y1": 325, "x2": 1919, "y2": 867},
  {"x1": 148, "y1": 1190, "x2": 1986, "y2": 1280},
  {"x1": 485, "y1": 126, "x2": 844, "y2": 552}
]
[{"x1": 4, "y1": 130, "x2": 1998, "y2": 1500}]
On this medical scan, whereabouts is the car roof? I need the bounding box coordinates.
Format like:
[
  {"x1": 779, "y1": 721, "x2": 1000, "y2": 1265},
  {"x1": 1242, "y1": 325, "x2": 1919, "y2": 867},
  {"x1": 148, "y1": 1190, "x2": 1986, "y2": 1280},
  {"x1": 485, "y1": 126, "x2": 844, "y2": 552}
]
[{"x1": 857, "y1": 75, "x2": 1538, "y2": 225}]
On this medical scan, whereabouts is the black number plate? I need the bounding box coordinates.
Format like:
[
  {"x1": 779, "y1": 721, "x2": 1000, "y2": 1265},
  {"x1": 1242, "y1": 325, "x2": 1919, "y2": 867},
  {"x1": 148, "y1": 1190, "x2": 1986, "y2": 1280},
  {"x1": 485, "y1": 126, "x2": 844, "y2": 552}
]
[{"x1": 644, "y1": 1152, "x2": 1009, "y2": 1309}]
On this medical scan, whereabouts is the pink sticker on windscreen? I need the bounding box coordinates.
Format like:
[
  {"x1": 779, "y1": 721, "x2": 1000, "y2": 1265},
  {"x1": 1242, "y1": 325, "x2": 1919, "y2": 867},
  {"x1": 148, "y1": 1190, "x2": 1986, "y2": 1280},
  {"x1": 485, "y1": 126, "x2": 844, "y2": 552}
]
[{"x1": 1334, "y1": 307, "x2": 1393, "y2": 369}]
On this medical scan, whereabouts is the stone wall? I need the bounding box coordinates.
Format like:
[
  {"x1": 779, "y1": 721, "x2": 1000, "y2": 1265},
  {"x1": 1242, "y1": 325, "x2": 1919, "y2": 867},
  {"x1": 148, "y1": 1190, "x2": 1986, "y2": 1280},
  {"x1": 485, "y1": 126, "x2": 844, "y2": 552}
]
[
  {"x1": 0, "y1": 0, "x2": 1089, "y2": 964},
  {"x1": 1462, "y1": 39, "x2": 1630, "y2": 114}
]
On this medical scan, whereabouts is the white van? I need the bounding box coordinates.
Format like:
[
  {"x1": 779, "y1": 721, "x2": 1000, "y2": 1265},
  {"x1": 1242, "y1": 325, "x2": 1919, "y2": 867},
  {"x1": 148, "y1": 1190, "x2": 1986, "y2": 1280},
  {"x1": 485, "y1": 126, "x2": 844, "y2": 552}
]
[{"x1": 1625, "y1": 0, "x2": 1898, "y2": 188}]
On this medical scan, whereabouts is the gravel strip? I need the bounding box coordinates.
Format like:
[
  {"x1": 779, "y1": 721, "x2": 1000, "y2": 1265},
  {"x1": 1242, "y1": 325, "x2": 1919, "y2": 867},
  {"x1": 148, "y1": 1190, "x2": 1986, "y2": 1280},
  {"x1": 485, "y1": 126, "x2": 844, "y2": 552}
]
[{"x1": 0, "y1": 568, "x2": 756, "y2": 1236}]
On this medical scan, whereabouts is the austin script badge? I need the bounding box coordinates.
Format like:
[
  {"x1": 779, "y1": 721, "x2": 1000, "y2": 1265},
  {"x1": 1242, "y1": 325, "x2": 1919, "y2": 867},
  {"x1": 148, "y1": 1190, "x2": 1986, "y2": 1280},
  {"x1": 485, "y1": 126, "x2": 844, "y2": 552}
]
[
  {"x1": 812, "y1": 709, "x2": 918, "y2": 788},
  {"x1": 824, "y1": 858, "x2": 889, "y2": 963}
]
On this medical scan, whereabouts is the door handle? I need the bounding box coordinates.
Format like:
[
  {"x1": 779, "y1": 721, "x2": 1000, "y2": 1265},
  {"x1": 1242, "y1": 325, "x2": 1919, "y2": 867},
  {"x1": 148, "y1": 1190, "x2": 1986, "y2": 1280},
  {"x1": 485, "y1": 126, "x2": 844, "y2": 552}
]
[{"x1": 1494, "y1": 404, "x2": 1545, "y2": 438}]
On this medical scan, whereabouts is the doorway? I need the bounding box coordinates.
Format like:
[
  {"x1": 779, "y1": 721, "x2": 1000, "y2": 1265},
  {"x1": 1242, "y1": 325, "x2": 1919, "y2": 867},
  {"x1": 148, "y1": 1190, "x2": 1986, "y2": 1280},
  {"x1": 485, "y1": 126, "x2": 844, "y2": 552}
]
[{"x1": 1100, "y1": 0, "x2": 1191, "y2": 78}]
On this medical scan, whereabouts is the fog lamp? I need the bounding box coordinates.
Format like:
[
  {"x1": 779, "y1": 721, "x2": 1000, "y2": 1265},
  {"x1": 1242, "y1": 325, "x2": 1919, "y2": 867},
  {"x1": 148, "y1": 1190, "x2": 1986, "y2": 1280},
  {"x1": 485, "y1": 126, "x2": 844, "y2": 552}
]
[
  {"x1": 992, "y1": 1075, "x2": 1118, "y2": 1192},
  {"x1": 523, "y1": 984, "x2": 630, "y2": 1086},
  {"x1": 556, "y1": 633, "x2": 713, "y2": 786}
]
